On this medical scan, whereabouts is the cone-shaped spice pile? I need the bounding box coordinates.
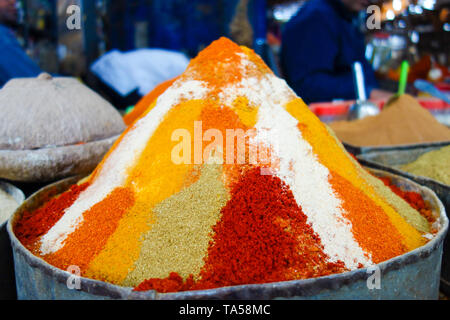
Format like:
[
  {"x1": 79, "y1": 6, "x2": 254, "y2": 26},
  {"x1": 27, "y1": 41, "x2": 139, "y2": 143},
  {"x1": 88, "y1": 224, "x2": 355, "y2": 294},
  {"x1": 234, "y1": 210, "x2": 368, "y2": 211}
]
[{"x1": 15, "y1": 38, "x2": 433, "y2": 293}]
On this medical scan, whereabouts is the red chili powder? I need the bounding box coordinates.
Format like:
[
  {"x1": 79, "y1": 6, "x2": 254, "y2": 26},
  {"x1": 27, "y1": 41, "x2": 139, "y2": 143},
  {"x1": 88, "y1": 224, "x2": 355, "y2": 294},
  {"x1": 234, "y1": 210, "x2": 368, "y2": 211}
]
[
  {"x1": 134, "y1": 273, "x2": 195, "y2": 293},
  {"x1": 135, "y1": 168, "x2": 346, "y2": 293},
  {"x1": 14, "y1": 183, "x2": 89, "y2": 249}
]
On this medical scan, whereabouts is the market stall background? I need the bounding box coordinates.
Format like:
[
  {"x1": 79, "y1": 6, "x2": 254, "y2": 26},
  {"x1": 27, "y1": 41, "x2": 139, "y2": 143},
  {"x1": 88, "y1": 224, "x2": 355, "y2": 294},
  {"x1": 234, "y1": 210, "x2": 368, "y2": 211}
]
[{"x1": 0, "y1": 0, "x2": 449, "y2": 301}]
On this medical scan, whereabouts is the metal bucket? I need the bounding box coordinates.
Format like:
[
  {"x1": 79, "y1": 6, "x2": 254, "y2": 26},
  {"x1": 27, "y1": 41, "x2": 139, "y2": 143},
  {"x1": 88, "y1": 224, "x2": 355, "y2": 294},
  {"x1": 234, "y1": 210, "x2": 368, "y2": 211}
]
[
  {"x1": 7, "y1": 169, "x2": 449, "y2": 300},
  {"x1": 0, "y1": 181, "x2": 25, "y2": 300},
  {"x1": 357, "y1": 145, "x2": 450, "y2": 295}
]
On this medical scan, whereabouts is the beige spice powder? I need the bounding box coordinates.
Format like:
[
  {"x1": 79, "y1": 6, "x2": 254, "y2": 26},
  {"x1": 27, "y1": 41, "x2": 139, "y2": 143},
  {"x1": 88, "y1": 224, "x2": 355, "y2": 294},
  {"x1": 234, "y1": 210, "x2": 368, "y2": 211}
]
[
  {"x1": 123, "y1": 164, "x2": 230, "y2": 287},
  {"x1": 401, "y1": 145, "x2": 450, "y2": 185}
]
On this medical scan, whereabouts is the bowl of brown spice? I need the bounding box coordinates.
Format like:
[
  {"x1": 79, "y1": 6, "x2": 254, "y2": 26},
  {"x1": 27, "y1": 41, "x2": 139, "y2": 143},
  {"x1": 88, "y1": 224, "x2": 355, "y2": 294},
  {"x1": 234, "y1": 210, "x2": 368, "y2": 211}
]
[{"x1": 329, "y1": 95, "x2": 450, "y2": 155}]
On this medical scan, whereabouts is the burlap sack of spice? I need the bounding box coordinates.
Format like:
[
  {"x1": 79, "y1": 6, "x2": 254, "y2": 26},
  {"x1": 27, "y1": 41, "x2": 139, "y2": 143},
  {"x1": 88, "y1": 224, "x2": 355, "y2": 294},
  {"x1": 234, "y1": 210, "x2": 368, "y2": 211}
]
[
  {"x1": 0, "y1": 73, "x2": 125, "y2": 182},
  {"x1": 329, "y1": 94, "x2": 450, "y2": 147}
]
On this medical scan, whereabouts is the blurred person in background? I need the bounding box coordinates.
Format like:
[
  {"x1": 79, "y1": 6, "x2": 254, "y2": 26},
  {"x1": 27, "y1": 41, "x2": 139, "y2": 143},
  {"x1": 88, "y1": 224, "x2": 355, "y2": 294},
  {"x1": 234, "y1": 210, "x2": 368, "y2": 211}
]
[
  {"x1": 0, "y1": 0, "x2": 41, "y2": 87},
  {"x1": 281, "y1": 0, "x2": 390, "y2": 103}
]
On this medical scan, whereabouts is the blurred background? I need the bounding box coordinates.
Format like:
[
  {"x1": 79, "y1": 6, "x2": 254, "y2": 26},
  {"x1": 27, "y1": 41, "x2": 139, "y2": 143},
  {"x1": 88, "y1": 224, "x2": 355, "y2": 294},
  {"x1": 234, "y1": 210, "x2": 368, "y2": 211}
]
[
  {"x1": 1, "y1": 0, "x2": 449, "y2": 109},
  {"x1": 1, "y1": 0, "x2": 449, "y2": 300}
]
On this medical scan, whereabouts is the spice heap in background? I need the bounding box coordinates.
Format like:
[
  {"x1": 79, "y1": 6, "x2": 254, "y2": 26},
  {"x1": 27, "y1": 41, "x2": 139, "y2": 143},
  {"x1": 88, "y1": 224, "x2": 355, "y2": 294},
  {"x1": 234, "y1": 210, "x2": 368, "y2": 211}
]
[
  {"x1": 15, "y1": 38, "x2": 435, "y2": 293},
  {"x1": 0, "y1": 190, "x2": 19, "y2": 225},
  {"x1": 400, "y1": 145, "x2": 450, "y2": 185},
  {"x1": 329, "y1": 94, "x2": 450, "y2": 147}
]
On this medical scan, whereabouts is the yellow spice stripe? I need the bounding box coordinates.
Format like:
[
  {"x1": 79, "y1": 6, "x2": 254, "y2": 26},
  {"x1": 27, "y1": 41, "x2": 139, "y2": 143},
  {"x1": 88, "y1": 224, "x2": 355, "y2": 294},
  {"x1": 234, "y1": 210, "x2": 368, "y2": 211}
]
[
  {"x1": 86, "y1": 100, "x2": 206, "y2": 285},
  {"x1": 232, "y1": 96, "x2": 258, "y2": 128},
  {"x1": 89, "y1": 100, "x2": 160, "y2": 183},
  {"x1": 284, "y1": 98, "x2": 426, "y2": 251}
]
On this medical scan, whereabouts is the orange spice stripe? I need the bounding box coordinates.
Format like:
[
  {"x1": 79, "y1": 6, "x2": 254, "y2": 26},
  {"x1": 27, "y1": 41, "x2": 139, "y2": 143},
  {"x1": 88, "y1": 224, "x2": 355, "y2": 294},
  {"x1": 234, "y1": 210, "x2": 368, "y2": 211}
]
[
  {"x1": 329, "y1": 171, "x2": 406, "y2": 263},
  {"x1": 44, "y1": 187, "x2": 135, "y2": 274}
]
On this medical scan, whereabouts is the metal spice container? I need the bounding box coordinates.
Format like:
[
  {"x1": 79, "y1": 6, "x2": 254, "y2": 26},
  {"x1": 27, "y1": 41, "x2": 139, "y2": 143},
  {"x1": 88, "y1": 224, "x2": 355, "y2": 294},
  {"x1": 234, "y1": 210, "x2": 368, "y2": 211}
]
[
  {"x1": 6, "y1": 169, "x2": 449, "y2": 300},
  {"x1": 343, "y1": 141, "x2": 450, "y2": 156},
  {"x1": 0, "y1": 181, "x2": 25, "y2": 299},
  {"x1": 357, "y1": 144, "x2": 450, "y2": 295}
]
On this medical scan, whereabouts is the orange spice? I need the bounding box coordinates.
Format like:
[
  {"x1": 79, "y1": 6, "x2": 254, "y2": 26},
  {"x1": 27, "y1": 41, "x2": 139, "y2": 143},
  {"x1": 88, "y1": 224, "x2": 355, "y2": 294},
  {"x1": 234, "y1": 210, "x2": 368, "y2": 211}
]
[
  {"x1": 186, "y1": 38, "x2": 244, "y2": 97},
  {"x1": 330, "y1": 171, "x2": 406, "y2": 263},
  {"x1": 15, "y1": 183, "x2": 89, "y2": 249},
  {"x1": 200, "y1": 102, "x2": 255, "y2": 188},
  {"x1": 201, "y1": 103, "x2": 247, "y2": 159},
  {"x1": 45, "y1": 187, "x2": 134, "y2": 273},
  {"x1": 183, "y1": 37, "x2": 268, "y2": 101}
]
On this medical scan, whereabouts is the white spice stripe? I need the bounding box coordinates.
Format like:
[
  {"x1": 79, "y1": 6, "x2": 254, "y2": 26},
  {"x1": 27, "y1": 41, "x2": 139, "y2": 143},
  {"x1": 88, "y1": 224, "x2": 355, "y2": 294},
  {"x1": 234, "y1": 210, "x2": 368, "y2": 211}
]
[
  {"x1": 39, "y1": 80, "x2": 208, "y2": 255},
  {"x1": 243, "y1": 74, "x2": 372, "y2": 269}
]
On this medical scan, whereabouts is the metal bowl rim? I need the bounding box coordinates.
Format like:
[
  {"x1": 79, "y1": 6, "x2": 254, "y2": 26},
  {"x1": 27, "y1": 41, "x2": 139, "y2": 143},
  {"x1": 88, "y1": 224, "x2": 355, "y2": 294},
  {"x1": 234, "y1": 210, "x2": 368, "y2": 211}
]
[
  {"x1": 357, "y1": 151, "x2": 450, "y2": 190},
  {"x1": 344, "y1": 141, "x2": 450, "y2": 155},
  {"x1": 6, "y1": 169, "x2": 449, "y2": 300}
]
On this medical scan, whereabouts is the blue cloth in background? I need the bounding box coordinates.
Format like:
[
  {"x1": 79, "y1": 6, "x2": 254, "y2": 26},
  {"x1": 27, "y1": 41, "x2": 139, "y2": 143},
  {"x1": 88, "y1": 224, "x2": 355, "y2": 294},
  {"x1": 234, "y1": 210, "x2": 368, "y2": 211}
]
[
  {"x1": 0, "y1": 25, "x2": 41, "y2": 87},
  {"x1": 281, "y1": 0, "x2": 378, "y2": 103}
]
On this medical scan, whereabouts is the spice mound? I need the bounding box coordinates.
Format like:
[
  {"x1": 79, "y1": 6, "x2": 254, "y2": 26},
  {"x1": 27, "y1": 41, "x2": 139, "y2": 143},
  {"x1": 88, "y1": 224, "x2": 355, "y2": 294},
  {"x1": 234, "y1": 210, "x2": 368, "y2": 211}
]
[
  {"x1": 329, "y1": 94, "x2": 450, "y2": 147},
  {"x1": 400, "y1": 145, "x2": 450, "y2": 185},
  {"x1": 15, "y1": 38, "x2": 434, "y2": 293}
]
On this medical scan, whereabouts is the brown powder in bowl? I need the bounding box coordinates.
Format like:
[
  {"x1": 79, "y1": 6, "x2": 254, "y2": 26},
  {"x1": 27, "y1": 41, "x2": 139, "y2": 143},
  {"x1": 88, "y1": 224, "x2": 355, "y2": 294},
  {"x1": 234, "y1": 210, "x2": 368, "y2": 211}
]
[{"x1": 329, "y1": 94, "x2": 450, "y2": 147}]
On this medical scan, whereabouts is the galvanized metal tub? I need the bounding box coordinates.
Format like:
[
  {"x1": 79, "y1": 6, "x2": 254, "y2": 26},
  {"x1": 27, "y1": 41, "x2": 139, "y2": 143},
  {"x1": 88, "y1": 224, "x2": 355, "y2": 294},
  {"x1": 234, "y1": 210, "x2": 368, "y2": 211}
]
[
  {"x1": 7, "y1": 169, "x2": 449, "y2": 300},
  {"x1": 0, "y1": 181, "x2": 25, "y2": 300},
  {"x1": 357, "y1": 144, "x2": 450, "y2": 295}
]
